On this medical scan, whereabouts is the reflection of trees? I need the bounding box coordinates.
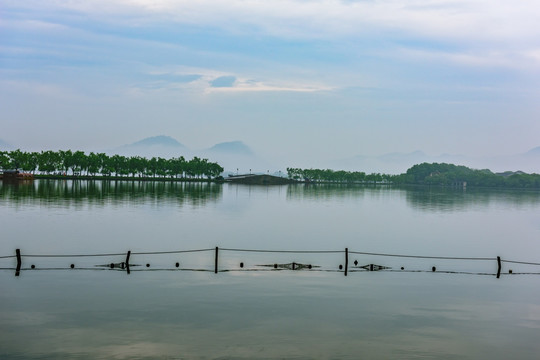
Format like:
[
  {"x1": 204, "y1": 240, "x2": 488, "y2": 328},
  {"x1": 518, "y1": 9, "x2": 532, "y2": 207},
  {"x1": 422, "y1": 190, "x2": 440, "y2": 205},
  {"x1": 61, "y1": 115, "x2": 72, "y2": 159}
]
[
  {"x1": 405, "y1": 186, "x2": 540, "y2": 212},
  {"x1": 286, "y1": 183, "x2": 384, "y2": 201},
  {"x1": 286, "y1": 184, "x2": 540, "y2": 212},
  {"x1": 0, "y1": 180, "x2": 223, "y2": 208}
]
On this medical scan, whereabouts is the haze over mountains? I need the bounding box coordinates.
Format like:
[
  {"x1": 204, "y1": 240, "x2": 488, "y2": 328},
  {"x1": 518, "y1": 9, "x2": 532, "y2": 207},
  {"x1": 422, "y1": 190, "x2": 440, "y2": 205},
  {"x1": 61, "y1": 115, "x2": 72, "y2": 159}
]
[
  {"x1": 1, "y1": 135, "x2": 539, "y2": 174},
  {"x1": 110, "y1": 136, "x2": 262, "y2": 173},
  {"x1": 330, "y1": 150, "x2": 540, "y2": 175},
  {"x1": 111, "y1": 136, "x2": 540, "y2": 174},
  {"x1": 0, "y1": 139, "x2": 14, "y2": 150}
]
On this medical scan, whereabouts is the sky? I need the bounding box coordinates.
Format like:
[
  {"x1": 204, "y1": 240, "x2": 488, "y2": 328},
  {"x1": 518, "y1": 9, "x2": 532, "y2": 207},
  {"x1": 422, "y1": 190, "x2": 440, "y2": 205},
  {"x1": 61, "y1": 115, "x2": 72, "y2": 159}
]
[{"x1": 1, "y1": 0, "x2": 540, "y2": 168}]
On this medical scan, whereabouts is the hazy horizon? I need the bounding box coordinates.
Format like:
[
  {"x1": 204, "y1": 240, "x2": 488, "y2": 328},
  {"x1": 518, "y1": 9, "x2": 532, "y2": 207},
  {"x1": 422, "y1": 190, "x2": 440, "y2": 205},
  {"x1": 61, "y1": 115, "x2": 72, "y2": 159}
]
[{"x1": 2, "y1": 1, "x2": 540, "y2": 171}]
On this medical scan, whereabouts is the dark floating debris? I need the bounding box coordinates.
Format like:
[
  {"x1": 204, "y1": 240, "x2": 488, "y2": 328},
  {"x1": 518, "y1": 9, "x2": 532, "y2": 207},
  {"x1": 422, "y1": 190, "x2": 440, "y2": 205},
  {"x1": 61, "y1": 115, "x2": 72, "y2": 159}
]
[
  {"x1": 261, "y1": 263, "x2": 318, "y2": 270},
  {"x1": 96, "y1": 263, "x2": 139, "y2": 269},
  {"x1": 358, "y1": 264, "x2": 391, "y2": 271}
]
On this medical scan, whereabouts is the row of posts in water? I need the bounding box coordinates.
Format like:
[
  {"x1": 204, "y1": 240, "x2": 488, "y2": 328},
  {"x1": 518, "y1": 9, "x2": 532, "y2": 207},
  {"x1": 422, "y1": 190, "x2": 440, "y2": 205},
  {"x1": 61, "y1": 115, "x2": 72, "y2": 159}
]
[{"x1": 12, "y1": 248, "x2": 505, "y2": 278}]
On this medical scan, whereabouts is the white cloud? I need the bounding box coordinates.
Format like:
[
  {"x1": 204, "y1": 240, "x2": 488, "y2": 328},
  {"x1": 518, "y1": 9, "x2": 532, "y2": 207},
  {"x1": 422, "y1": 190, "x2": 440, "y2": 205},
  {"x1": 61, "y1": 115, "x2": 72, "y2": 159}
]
[
  {"x1": 6, "y1": 0, "x2": 540, "y2": 44},
  {"x1": 5, "y1": 0, "x2": 540, "y2": 76},
  {"x1": 134, "y1": 67, "x2": 333, "y2": 94}
]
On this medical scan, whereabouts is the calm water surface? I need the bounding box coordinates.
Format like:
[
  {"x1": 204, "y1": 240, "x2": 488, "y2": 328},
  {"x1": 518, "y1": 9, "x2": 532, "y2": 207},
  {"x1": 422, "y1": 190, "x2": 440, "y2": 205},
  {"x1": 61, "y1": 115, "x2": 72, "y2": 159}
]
[{"x1": 1, "y1": 180, "x2": 540, "y2": 359}]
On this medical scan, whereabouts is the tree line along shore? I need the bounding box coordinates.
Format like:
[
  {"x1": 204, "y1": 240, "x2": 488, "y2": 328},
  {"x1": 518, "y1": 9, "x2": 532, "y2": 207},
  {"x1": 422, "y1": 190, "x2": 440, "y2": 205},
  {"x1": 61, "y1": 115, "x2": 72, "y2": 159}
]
[
  {"x1": 1, "y1": 149, "x2": 540, "y2": 189},
  {"x1": 0, "y1": 150, "x2": 223, "y2": 179},
  {"x1": 287, "y1": 163, "x2": 540, "y2": 189}
]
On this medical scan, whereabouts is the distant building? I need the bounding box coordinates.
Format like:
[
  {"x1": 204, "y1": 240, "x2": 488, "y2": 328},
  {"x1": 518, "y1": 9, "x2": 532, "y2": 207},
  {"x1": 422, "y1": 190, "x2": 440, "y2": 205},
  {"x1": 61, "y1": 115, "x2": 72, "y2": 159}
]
[{"x1": 1, "y1": 170, "x2": 34, "y2": 181}]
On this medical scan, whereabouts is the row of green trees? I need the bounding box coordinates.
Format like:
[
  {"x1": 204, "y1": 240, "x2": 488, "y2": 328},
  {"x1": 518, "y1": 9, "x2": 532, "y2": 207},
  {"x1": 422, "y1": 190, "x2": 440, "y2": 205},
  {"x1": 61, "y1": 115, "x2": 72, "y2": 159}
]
[
  {"x1": 286, "y1": 168, "x2": 395, "y2": 183},
  {"x1": 287, "y1": 163, "x2": 540, "y2": 189},
  {"x1": 394, "y1": 163, "x2": 540, "y2": 188},
  {"x1": 0, "y1": 150, "x2": 224, "y2": 179}
]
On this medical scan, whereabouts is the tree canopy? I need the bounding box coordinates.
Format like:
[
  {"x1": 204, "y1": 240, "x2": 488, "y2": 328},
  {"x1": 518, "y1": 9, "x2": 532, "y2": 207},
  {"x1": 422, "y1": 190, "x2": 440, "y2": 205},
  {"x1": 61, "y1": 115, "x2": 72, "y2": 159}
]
[
  {"x1": 0, "y1": 150, "x2": 224, "y2": 179},
  {"x1": 287, "y1": 163, "x2": 540, "y2": 189}
]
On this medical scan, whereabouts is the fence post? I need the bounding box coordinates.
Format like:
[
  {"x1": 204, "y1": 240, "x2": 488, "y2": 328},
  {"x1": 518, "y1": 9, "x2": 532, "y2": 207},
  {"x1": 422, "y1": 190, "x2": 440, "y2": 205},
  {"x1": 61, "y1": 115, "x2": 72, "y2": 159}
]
[
  {"x1": 344, "y1": 248, "x2": 348, "y2": 276},
  {"x1": 15, "y1": 249, "x2": 21, "y2": 277},
  {"x1": 215, "y1": 247, "x2": 219, "y2": 274},
  {"x1": 125, "y1": 250, "x2": 131, "y2": 275},
  {"x1": 496, "y1": 256, "x2": 501, "y2": 279}
]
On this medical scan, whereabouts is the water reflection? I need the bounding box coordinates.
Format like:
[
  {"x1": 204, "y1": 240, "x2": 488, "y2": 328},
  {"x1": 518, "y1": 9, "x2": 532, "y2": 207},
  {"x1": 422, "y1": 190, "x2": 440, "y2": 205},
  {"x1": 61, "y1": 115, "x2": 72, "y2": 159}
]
[
  {"x1": 3, "y1": 180, "x2": 540, "y2": 212},
  {"x1": 287, "y1": 183, "x2": 371, "y2": 201},
  {"x1": 286, "y1": 183, "x2": 540, "y2": 212},
  {"x1": 0, "y1": 180, "x2": 222, "y2": 208},
  {"x1": 404, "y1": 186, "x2": 540, "y2": 212},
  {"x1": 2, "y1": 181, "x2": 540, "y2": 359}
]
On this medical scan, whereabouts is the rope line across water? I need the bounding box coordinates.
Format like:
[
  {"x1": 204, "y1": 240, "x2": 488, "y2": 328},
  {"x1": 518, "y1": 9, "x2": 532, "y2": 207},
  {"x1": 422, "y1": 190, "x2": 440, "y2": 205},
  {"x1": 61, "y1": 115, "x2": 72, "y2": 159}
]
[
  {"x1": 502, "y1": 259, "x2": 540, "y2": 266},
  {"x1": 220, "y1": 248, "x2": 343, "y2": 254},
  {"x1": 348, "y1": 250, "x2": 494, "y2": 261},
  {"x1": 132, "y1": 248, "x2": 214, "y2": 255},
  {"x1": 22, "y1": 253, "x2": 126, "y2": 258},
  {"x1": 1, "y1": 248, "x2": 538, "y2": 266}
]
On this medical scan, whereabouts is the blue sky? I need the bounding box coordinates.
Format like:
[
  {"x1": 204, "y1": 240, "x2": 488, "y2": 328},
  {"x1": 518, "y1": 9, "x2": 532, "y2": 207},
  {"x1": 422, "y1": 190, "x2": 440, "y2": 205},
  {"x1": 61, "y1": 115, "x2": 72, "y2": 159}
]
[{"x1": 1, "y1": 0, "x2": 540, "y2": 168}]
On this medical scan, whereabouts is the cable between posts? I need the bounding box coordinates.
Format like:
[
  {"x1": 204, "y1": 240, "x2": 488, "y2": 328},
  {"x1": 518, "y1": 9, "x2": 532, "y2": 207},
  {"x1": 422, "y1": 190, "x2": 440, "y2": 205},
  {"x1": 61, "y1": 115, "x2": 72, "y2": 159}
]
[
  {"x1": 220, "y1": 248, "x2": 343, "y2": 254},
  {"x1": 348, "y1": 250, "x2": 494, "y2": 261},
  {"x1": 502, "y1": 259, "x2": 540, "y2": 266}
]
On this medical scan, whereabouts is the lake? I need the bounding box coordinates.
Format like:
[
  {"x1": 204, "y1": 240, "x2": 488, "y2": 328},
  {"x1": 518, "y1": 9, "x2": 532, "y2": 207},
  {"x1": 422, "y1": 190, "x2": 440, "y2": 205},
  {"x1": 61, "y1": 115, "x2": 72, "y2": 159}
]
[{"x1": 1, "y1": 180, "x2": 540, "y2": 359}]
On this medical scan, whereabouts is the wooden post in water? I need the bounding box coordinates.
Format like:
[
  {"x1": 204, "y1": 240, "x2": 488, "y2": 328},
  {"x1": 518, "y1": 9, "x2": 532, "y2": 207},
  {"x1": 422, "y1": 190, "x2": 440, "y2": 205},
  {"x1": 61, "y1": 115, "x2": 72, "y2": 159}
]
[
  {"x1": 125, "y1": 250, "x2": 131, "y2": 275},
  {"x1": 215, "y1": 247, "x2": 219, "y2": 274},
  {"x1": 15, "y1": 249, "x2": 21, "y2": 277},
  {"x1": 497, "y1": 256, "x2": 501, "y2": 279},
  {"x1": 344, "y1": 248, "x2": 348, "y2": 276}
]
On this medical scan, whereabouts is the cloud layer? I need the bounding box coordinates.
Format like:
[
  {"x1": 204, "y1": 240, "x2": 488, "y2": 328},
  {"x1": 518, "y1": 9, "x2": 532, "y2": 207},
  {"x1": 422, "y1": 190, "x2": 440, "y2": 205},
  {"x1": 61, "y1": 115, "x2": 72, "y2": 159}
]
[{"x1": 2, "y1": 0, "x2": 540, "y2": 167}]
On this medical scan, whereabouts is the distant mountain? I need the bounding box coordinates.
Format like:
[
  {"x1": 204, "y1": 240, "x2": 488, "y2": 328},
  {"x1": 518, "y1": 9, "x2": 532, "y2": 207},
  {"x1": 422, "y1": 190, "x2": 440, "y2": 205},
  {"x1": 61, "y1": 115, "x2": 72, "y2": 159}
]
[
  {"x1": 200, "y1": 141, "x2": 268, "y2": 173},
  {"x1": 328, "y1": 147, "x2": 540, "y2": 175},
  {"x1": 525, "y1": 146, "x2": 540, "y2": 156},
  {"x1": 0, "y1": 139, "x2": 14, "y2": 150},
  {"x1": 206, "y1": 141, "x2": 253, "y2": 155},
  {"x1": 111, "y1": 135, "x2": 189, "y2": 158},
  {"x1": 330, "y1": 151, "x2": 434, "y2": 174},
  {"x1": 378, "y1": 150, "x2": 427, "y2": 163},
  {"x1": 127, "y1": 135, "x2": 186, "y2": 148}
]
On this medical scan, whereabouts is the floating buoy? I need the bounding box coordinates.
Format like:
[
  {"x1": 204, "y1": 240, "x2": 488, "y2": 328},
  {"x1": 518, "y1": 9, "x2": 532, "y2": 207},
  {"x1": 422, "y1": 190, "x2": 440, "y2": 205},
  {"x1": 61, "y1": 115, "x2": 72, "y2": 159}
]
[
  {"x1": 146, "y1": 263, "x2": 150, "y2": 268},
  {"x1": 401, "y1": 267, "x2": 404, "y2": 270},
  {"x1": 308, "y1": 264, "x2": 312, "y2": 269},
  {"x1": 339, "y1": 264, "x2": 343, "y2": 270},
  {"x1": 31, "y1": 264, "x2": 35, "y2": 269},
  {"x1": 432, "y1": 266, "x2": 436, "y2": 272},
  {"x1": 110, "y1": 263, "x2": 115, "y2": 269},
  {"x1": 70, "y1": 264, "x2": 75, "y2": 269},
  {"x1": 354, "y1": 260, "x2": 358, "y2": 266},
  {"x1": 240, "y1": 262, "x2": 244, "y2": 268},
  {"x1": 175, "y1": 262, "x2": 180, "y2": 268},
  {"x1": 274, "y1": 264, "x2": 277, "y2": 269},
  {"x1": 509, "y1": 269, "x2": 513, "y2": 274}
]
